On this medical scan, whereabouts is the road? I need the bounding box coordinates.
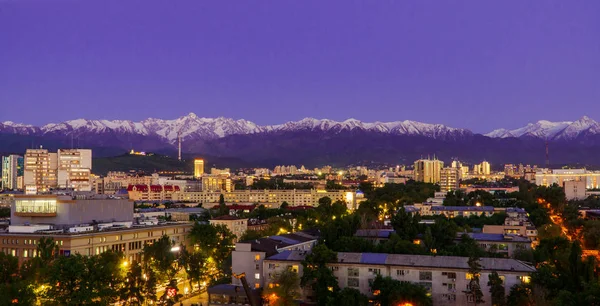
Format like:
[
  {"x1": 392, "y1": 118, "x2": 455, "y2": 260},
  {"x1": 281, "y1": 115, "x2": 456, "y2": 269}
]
[{"x1": 179, "y1": 292, "x2": 209, "y2": 306}]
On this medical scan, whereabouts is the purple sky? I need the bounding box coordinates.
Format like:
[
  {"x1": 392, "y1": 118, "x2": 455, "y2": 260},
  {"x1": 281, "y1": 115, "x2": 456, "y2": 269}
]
[{"x1": 1, "y1": 1, "x2": 599, "y2": 133}]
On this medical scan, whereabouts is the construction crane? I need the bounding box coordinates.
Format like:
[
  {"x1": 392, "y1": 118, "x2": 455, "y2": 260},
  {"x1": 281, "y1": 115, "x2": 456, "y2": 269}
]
[{"x1": 232, "y1": 272, "x2": 258, "y2": 306}]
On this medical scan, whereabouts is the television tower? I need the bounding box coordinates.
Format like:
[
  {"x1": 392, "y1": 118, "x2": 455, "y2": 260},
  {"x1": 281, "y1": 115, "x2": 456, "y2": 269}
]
[
  {"x1": 178, "y1": 131, "x2": 182, "y2": 161},
  {"x1": 545, "y1": 139, "x2": 549, "y2": 168}
]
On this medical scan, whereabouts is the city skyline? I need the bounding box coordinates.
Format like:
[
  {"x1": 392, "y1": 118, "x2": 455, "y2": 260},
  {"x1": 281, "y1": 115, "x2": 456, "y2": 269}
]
[{"x1": 2, "y1": 1, "x2": 599, "y2": 132}]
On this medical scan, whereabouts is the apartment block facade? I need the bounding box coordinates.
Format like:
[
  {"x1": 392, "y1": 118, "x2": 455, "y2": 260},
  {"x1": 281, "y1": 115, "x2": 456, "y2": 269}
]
[
  {"x1": 414, "y1": 158, "x2": 444, "y2": 183},
  {"x1": 264, "y1": 252, "x2": 535, "y2": 306},
  {"x1": 1, "y1": 154, "x2": 23, "y2": 190}
]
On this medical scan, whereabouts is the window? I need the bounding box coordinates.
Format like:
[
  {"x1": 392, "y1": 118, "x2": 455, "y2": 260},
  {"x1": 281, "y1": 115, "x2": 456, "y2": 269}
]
[
  {"x1": 255, "y1": 264, "x2": 260, "y2": 270},
  {"x1": 348, "y1": 268, "x2": 359, "y2": 277},
  {"x1": 330, "y1": 266, "x2": 339, "y2": 271},
  {"x1": 348, "y1": 278, "x2": 359, "y2": 287},
  {"x1": 396, "y1": 270, "x2": 406, "y2": 276},
  {"x1": 519, "y1": 275, "x2": 531, "y2": 284},
  {"x1": 255, "y1": 254, "x2": 261, "y2": 261},
  {"x1": 254, "y1": 283, "x2": 260, "y2": 289},
  {"x1": 255, "y1": 273, "x2": 260, "y2": 280},
  {"x1": 419, "y1": 271, "x2": 432, "y2": 281},
  {"x1": 291, "y1": 265, "x2": 299, "y2": 273},
  {"x1": 369, "y1": 268, "x2": 381, "y2": 275}
]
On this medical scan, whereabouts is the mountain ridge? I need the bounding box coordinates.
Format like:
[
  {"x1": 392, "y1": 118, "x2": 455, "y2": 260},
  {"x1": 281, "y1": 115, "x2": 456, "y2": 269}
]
[
  {"x1": 2, "y1": 114, "x2": 600, "y2": 166},
  {"x1": 4, "y1": 114, "x2": 598, "y2": 142}
]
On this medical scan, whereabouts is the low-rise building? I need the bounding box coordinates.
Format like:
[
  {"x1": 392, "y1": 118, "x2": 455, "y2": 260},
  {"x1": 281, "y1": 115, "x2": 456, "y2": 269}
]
[
  {"x1": 209, "y1": 215, "x2": 248, "y2": 241},
  {"x1": 263, "y1": 251, "x2": 535, "y2": 305},
  {"x1": 460, "y1": 233, "x2": 532, "y2": 257},
  {"x1": 127, "y1": 184, "x2": 181, "y2": 202},
  {"x1": 1, "y1": 194, "x2": 191, "y2": 264},
  {"x1": 483, "y1": 225, "x2": 538, "y2": 241},
  {"x1": 174, "y1": 189, "x2": 356, "y2": 209},
  {"x1": 564, "y1": 180, "x2": 587, "y2": 200},
  {"x1": 0, "y1": 222, "x2": 191, "y2": 265},
  {"x1": 231, "y1": 232, "x2": 318, "y2": 289}
]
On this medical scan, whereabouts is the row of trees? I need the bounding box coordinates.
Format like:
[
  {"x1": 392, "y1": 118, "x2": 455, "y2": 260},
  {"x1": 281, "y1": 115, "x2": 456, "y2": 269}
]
[{"x1": 0, "y1": 222, "x2": 236, "y2": 305}]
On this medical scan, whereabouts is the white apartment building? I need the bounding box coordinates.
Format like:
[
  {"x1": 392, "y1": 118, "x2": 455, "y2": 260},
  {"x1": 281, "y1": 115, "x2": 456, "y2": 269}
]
[
  {"x1": 414, "y1": 158, "x2": 444, "y2": 183},
  {"x1": 24, "y1": 149, "x2": 58, "y2": 193},
  {"x1": 2, "y1": 155, "x2": 23, "y2": 190},
  {"x1": 173, "y1": 189, "x2": 356, "y2": 209},
  {"x1": 440, "y1": 167, "x2": 460, "y2": 192},
  {"x1": 563, "y1": 180, "x2": 587, "y2": 200},
  {"x1": 263, "y1": 251, "x2": 535, "y2": 306},
  {"x1": 24, "y1": 149, "x2": 92, "y2": 193},
  {"x1": 535, "y1": 169, "x2": 600, "y2": 189},
  {"x1": 473, "y1": 161, "x2": 491, "y2": 175},
  {"x1": 231, "y1": 233, "x2": 317, "y2": 289},
  {"x1": 57, "y1": 149, "x2": 92, "y2": 191}
]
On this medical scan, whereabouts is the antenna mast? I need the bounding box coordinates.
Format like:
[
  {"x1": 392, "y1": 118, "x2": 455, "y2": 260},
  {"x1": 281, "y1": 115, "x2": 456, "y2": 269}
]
[{"x1": 177, "y1": 129, "x2": 182, "y2": 161}]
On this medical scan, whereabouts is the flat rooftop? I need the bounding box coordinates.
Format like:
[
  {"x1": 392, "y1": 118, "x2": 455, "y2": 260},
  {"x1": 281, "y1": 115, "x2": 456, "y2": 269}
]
[
  {"x1": 0, "y1": 222, "x2": 192, "y2": 237},
  {"x1": 267, "y1": 251, "x2": 536, "y2": 273}
]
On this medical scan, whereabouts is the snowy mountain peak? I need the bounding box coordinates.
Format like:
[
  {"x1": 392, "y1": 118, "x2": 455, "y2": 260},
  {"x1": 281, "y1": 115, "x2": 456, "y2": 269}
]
[{"x1": 486, "y1": 116, "x2": 598, "y2": 140}]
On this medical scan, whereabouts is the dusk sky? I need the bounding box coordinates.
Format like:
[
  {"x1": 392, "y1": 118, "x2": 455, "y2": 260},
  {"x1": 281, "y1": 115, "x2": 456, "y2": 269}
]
[{"x1": 1, "y1": 1, "x2": 599, "y2": 133}]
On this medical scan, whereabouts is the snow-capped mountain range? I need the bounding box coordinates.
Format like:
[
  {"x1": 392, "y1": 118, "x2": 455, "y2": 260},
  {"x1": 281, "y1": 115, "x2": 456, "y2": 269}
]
[
  {"x1": 484, "y1": 116, "x2": 600, "y2": 140},
  {"x1": 0, "y1": 113, "x2": 473, "y2": 143},
  {"x1": 1, "y1": 114, "x2": 598, "y2": 144}
]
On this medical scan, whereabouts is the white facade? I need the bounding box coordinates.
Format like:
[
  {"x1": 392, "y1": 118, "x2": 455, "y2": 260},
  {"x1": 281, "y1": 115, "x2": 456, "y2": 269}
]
[
  {"x1": 564, "y1": 180, "x2": 587, "y2": 200},
  {"x1": 263, "y1": 252, "x2": 534, "y2": 306},
  {"x1": 24, "y1": 149, "x2": 58, "y2": 192},
  {"x1": 2, "y1": 155, "x2": 22, "y2": 190},
  {"x1": 57, "y1": 149, "x2": 92, "y2": 191},
  {"x1": 535, "y1": 169, "x2": 600, "y2": 189}
]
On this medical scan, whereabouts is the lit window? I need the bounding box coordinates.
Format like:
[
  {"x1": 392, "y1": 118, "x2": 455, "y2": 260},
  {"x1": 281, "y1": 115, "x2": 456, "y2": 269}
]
[
  {"x1": 255, "y1": 273, "x2": 260, "y2": 280},
  {"x1": 255, "y1": 254, "x2": 260, "y2": 261}
]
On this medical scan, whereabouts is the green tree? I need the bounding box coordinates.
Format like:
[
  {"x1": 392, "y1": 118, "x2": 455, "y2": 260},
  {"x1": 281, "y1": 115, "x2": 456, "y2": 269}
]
[
  {"x1": 178, "y1": 246, "x2": 208, "y2": 292},
  {"x1": 371, "y1": 275, "x2": 432, "y2": 306},
  {"x1": 142, "y1": 235, "x2": 179, "y2": 283},
  {"x1": 120, "y1": 262, "x2": 156, "y2": 305},
  {"x1": 43, "y1": 252, "x2": 122, "y2": 305},
  {"x1": 0, "y1": 252, "x2": 35, "y2": 306},
  {"x1": 506, "y1": 284, "x2": 532, "y2": 306},
  {"x1": 263, "y1": 268, "x2": 301, "y2": 306},
  {"x1": 188, "y1": 223, "x2": 235, "y2": 280},
  {"x1": 465, "y1": 255, "x2": 484, "y2": 304},
  {"x1": 217, "y1": 194, "x2": 229, "y2": 216},
  {"x1": 391, "y1": 207, "x2": 421, "y2": 241},
  {"x1": 335, "y1": 287, "x2": 369, "y2": 306},
  {"x1": 488, "y1": 271, "x2": 506, "y2": 306},
  {"x1": 300, "y1": 244, "x2": 339, "y2": 306}
]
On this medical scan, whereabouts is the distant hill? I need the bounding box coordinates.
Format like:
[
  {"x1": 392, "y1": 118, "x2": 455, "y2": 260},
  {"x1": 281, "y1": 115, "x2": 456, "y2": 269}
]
[
  {"x1": 92, "y1": 154, "x2": 191, "y2": 176},
  {"x1": 92, "y1": 153, "x2": 250, "y2": 176}
]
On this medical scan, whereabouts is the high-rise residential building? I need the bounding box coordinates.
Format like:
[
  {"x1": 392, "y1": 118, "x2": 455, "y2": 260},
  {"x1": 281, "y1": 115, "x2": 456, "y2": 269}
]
[
  {"x1": 2, "y1": 155, "x2": 24, "y2": 190},
  {"x1": 24, "y1": 148, "x2": 92, "y2": 193},
  {"x1": 413, "y1": 158, "x2": 444, "y2": 183},
  {"x1": 440, "y1": 167, "x2": 460, "y2": 192},
  {"x1": 194, "y1": 159, "x2": 205, "y2": 178},
  {"x1": 24, "y1": 149, "x2": 58, "y2": 193},
  {"x1": 57, "y1": 149, "x2": 92, "y2": 191},
  {"x1": 474, "y1": 161, "x2": 491, "y2": 175}
]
